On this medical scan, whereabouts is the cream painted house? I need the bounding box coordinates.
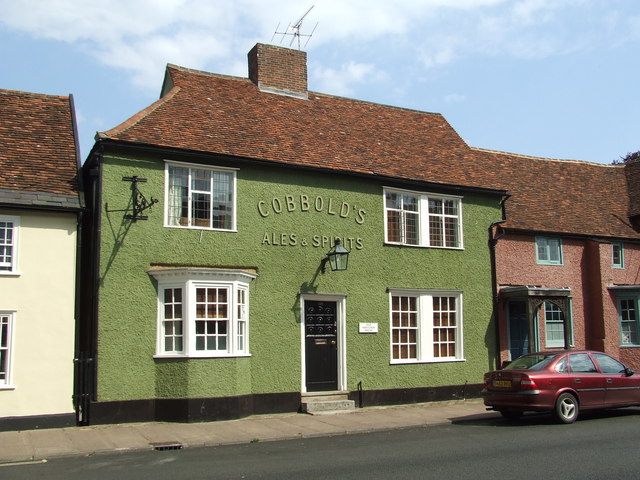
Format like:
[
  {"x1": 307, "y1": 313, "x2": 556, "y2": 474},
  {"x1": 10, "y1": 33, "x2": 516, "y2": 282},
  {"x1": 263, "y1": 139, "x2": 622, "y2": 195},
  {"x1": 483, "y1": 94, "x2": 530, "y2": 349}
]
[{"x1": 0, "y1": 89, "x2": 82, "y2": 429}]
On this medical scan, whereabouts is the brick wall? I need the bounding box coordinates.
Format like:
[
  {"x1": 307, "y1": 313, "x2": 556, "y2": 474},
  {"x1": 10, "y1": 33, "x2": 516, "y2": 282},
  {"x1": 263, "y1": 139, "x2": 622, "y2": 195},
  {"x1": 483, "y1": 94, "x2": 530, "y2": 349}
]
[{"x1": 248, "y1": 43, "x2": 308, "y2": 98}]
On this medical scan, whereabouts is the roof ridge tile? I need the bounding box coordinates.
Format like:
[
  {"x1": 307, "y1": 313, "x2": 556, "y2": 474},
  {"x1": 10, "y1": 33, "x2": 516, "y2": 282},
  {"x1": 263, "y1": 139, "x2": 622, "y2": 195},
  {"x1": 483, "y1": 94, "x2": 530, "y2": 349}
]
[{"x1": 472, "y1": 146, "x2": 618, "y2": 167}]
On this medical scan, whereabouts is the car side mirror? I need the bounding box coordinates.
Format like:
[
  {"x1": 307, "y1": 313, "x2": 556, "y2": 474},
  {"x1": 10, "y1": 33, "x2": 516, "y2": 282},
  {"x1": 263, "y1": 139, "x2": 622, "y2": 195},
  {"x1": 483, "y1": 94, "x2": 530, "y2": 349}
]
[{"x1": 625, "y1": 367, "x2": 634, "y2": 377}]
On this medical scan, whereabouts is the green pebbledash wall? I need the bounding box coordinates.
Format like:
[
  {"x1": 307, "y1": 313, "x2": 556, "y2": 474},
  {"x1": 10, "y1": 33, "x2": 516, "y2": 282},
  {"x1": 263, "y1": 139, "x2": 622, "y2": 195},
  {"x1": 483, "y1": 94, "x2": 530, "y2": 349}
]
[{"x1": 95, "y1": 148, "x2": 502, "y2": 403}]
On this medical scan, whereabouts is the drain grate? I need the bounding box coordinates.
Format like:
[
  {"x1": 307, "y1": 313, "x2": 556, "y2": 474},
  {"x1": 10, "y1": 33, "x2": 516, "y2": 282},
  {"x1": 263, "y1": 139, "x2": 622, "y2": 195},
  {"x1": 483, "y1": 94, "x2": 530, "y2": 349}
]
[{"x1": 151, "y1": 442, "x2": 184, "y2": 451}]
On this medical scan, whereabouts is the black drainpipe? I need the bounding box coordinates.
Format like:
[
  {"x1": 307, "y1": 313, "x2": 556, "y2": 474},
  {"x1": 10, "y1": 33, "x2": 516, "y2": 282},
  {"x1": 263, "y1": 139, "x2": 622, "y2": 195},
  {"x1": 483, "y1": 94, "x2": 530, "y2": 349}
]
[
  {"x1": 488, "y1": 195, "x2": 510, "y2": 369},
  {"x1": 73, "y1": 147, "x2": 103, "y2": 425}
]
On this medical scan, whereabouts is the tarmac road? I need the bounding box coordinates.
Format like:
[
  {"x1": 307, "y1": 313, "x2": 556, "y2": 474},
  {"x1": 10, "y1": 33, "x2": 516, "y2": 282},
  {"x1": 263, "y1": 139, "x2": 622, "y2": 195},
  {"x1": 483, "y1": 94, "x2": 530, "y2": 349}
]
[{"x1": 3, "y1": 407, "x2": 640, "y2": 479}]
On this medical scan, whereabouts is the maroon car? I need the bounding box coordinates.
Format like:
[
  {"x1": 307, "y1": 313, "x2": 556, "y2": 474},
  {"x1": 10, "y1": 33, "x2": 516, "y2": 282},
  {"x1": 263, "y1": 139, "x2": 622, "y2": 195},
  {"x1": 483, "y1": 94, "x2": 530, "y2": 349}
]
[{"x1": 482, "y1": 350, "x2": 640, "y2": 423}]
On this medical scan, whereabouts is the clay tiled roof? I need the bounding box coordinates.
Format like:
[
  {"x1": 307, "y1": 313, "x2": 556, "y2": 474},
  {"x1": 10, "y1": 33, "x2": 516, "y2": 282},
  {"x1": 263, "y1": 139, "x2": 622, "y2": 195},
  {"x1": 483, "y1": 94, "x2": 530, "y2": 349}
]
[
  {"x1": 0, "y1": 89, "x2": 81, "y2": 209},
  {"x1": 98, "y1": 61, "x2": 638, "y2": 241},
  {"x1": 100, "y1": 65, "x2": 501, "y2": 194},
  {"x1": 473, "y1": 148, "x2": 637, "y2": 240}
]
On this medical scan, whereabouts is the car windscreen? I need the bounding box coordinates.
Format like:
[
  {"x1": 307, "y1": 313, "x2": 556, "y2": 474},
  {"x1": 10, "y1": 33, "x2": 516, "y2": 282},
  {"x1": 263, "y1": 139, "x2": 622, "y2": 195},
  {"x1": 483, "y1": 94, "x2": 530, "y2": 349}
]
[{"x1": 504, "y1": 354, "x2": 559, "y2": 371}]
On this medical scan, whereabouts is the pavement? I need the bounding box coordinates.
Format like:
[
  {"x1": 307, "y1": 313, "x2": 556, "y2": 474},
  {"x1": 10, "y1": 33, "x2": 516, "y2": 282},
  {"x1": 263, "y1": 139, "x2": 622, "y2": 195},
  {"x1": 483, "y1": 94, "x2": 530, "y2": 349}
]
[{"x1": 0, "y1": 398, "x2": 497, "y2": 465}]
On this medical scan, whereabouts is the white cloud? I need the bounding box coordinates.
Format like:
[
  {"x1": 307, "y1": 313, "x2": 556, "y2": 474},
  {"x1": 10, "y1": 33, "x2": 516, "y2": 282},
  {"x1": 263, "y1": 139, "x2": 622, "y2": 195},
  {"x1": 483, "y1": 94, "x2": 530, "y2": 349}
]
[
  {"x1": 1, "y1": 0, "x2": 638, "y2": 93},
  {"x1": 313, "y1": 61, "x2": 384, "y2": 97},
  {"x1": 418, "y1": 42, "x2": 459, "y2": 69}
]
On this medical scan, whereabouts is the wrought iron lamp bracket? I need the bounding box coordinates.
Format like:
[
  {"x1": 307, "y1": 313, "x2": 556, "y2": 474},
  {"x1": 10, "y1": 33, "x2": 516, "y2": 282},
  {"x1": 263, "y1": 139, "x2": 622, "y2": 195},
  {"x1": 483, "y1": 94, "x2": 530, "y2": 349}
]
[{"x1": 105, "y1": 176, "x2": 159, "y2": 221}]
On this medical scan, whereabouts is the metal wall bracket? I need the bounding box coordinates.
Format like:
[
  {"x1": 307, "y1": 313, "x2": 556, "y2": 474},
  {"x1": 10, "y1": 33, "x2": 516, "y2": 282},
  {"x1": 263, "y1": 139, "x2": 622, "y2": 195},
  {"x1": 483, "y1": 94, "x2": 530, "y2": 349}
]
[{"x1": 105, "y1": 176, "x2": 159, "y2": 221}]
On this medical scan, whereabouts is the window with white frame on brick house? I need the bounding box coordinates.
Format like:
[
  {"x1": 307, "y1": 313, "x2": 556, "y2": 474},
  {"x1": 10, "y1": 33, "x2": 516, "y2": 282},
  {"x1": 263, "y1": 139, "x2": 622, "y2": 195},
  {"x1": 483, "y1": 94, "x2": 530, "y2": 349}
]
[
  {"x1": 618, "y1": 295, "x2": 640, "y2": 346},
  {"x1": 612, "y1": 242, "x2": 624, "y2": 269},
  {"x1": 543, "y1": 301, "x2": 573, "y2": 348},
  {"x1": 164, "y1": 161, "x2": 237, "y2": 231},
  {"x1": 389, "y1": 289, "x2": 464, "y2": 363},
  {"x1": 384, "y1": 188, "x2": 462, "y2": 248}
]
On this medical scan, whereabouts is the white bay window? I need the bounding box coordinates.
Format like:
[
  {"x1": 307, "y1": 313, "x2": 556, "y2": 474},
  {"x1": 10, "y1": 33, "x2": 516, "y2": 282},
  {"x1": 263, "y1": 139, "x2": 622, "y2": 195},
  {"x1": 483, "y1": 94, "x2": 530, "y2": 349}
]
[{"x1": 149, "y1": 268, "x2": 255, "y2": 358}]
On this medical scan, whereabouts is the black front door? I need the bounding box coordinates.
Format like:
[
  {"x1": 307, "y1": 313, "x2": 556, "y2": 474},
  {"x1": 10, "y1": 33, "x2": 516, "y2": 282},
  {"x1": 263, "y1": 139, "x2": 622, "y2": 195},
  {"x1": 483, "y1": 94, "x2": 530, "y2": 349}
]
[{"x1": 305, "y1": 300, "x2": 338, "y2": 392}]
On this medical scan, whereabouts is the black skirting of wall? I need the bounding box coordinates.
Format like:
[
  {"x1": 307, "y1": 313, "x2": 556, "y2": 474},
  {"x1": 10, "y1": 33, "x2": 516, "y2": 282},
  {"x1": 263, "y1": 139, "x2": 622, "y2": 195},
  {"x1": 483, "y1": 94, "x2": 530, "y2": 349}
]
[
  {"x1": 89, "y1": 391, "x2": 301, "y2": 425},
  {"x1": 0, "y1": 412, "x2": 76, "y2": 432},
  {"x1": 87, "y1": 384, "x2": 481, "y2": 426},
  {"x1": 349, "y1": 383, "x2": 482, "y2": 408}
]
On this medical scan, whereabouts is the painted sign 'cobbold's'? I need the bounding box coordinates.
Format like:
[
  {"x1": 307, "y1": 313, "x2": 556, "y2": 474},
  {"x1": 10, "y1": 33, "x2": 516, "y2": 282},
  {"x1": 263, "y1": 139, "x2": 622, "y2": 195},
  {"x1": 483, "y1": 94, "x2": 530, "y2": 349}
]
[{"x1": 257, "y1": 194, "x2": 366, "y2": 225}]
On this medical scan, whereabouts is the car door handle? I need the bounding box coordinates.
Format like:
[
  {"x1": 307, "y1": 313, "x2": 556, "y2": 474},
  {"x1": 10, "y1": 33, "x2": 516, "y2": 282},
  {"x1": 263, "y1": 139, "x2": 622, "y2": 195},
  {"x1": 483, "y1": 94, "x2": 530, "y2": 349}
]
[
  {"x1": 574, "y1": 378, "x2": 581, "y2": 383},
  {"x1": 607, "y1": 378, "x2": 613, "y2": 383}
]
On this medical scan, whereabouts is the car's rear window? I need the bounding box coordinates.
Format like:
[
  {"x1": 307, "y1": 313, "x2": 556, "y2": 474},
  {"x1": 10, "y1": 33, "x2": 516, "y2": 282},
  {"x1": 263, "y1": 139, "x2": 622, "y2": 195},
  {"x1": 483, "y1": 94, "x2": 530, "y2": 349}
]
[{"x1": 504, "y1": 354, "x2": 558, "y2": 370}]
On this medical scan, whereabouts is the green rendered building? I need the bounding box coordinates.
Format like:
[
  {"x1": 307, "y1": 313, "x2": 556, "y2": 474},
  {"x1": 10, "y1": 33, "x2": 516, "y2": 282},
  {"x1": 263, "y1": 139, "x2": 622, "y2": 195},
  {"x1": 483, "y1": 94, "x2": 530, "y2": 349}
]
[{"x1": 78, "y1": 43, "x2": 505, "y2": 424}]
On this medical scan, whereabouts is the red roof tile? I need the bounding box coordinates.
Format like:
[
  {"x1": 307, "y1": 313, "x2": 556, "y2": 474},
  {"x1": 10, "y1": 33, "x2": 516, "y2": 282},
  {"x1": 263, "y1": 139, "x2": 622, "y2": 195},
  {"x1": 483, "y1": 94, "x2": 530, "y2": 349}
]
[
  {"x1": 97, "y1": 52, "x2": 638, "y2": 241},
  {"x1": 0, "y1": 89, "x2": 80, "y2": 202},
  {"x1": 101, "y1": 64, "x2": 493, "y2": 192},
  {"x1": 473, "y1": 148, "x2": 637, "y2": 239}
]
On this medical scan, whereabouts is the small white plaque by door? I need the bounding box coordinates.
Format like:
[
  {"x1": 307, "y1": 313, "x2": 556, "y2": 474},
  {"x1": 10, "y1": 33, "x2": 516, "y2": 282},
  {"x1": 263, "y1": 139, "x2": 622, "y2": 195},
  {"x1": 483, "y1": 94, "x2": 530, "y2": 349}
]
[{"x1": 359, "y1": 322, "x2": 378, "y2": 334}]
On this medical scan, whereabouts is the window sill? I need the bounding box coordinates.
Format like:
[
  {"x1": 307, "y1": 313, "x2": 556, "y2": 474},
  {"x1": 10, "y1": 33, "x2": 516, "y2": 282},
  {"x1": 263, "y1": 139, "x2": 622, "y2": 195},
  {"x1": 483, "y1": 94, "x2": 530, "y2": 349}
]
[
  {"x1": 0, "y1": 272, "x2": 20, "y2": 277},
  {"x1": 390, "y1": 358, "x2": 465, "y2": 365},
  {"x1": 0, "y1": 385, "x2": 16, "y2": 390},
  {"x1": 383, "y1": 242, "x2": 464, "y2": 251},
  {"x1": 154, "y1": 353, "x2": 252, "y2": 359},
  {"x1": 163, "y1": 224, "x2": 237, "y2": 233}
]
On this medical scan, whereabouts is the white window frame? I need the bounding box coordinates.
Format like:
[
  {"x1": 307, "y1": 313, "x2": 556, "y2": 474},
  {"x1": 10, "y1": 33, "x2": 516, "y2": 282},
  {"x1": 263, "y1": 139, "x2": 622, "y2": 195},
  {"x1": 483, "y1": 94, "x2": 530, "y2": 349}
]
[
  {"x1": 618, "y1": 295, "x2": 640, "y2": 346},
  {"x1": 535, "y1": 236, "x2": 563, "y2": 265},
  {"x1": 0, "y1": 215, "x2": 19, "y2": 275},
  {"x1": 543, "y1": 301, "x2": 567, "y2": 348},
  {"x1": 149, "y1": 268, "x2": 256, "y2": 358},
  {"x1": 383, "y1": 188, "x2": 463, "y2": 249},
  {"x1": 0, "y1": 311, "x2": 15, "y2": 389},
  {"x1": 164, "y1": 161, "x2": 238, "y2": 232},
  {"x1": 612, "y1": 242, "x2": 624, "y2": 269},
  {"x1": 389, "y1": 289, "x2": 464, "y2": 364}
]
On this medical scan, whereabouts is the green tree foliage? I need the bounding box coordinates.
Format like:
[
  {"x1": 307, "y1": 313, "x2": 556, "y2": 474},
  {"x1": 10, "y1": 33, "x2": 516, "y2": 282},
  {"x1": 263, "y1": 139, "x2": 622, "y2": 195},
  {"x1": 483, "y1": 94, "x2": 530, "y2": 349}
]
[{"x1": 612, "y1": 151, "x2": 640, "y2": 164}]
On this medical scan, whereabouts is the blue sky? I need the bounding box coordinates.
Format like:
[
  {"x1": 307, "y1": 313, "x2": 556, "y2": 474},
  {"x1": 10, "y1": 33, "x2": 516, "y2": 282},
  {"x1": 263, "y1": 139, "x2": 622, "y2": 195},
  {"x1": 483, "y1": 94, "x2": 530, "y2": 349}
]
[{"x1": 1, "y1": 0, "x2": 639, "y2": 164}]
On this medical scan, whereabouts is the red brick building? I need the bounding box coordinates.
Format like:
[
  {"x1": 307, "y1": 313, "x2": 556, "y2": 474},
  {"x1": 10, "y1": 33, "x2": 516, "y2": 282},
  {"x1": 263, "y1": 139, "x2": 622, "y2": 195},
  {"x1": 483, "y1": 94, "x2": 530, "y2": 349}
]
[{"x1": 481, "y1": 149, "x2": 640, "y2": 369}]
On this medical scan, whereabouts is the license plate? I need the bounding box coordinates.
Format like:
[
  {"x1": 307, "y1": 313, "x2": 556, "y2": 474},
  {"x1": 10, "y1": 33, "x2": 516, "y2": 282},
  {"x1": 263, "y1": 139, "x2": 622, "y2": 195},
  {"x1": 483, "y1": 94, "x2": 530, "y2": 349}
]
[{"x1": 493, "y1": 380, "x2": 511, "y2": 388}]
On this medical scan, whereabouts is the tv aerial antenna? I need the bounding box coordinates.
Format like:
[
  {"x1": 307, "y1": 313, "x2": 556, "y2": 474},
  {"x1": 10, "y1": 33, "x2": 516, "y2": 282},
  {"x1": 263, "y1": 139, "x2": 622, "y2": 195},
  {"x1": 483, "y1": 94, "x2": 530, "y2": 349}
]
[{"x1": 271, "y1": 5, "x2": 318, "y2": 50}]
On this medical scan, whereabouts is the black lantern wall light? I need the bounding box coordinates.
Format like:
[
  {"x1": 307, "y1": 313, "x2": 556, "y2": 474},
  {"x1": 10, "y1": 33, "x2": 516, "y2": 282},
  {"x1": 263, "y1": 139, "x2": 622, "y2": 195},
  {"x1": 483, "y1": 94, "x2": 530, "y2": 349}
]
[{"x1": 321, "y1": 238, "x2": 350, "y2": 273}]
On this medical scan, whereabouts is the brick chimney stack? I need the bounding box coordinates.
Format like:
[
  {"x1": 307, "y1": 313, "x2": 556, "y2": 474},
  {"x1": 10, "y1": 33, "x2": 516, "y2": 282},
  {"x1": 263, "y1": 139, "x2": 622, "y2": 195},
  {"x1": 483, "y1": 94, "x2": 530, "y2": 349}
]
[
  {"x1": 625, "y1": 156, "x2": 640, "y2": 230},
  {"x1": 248, "y1": 43, "x2": 308, "y2": 99}
]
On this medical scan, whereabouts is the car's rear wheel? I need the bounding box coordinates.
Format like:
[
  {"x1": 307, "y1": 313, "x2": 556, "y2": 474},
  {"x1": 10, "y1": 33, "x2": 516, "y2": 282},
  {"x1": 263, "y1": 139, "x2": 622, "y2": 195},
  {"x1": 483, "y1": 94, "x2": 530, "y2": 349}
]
[
  {"x1": 499, "y1": 409, "x2": 523, "y2": 420},
  {"x1": 554, "y1": 392, "x2": 579, "y2": 424}
]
